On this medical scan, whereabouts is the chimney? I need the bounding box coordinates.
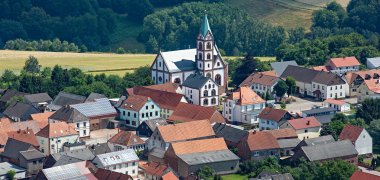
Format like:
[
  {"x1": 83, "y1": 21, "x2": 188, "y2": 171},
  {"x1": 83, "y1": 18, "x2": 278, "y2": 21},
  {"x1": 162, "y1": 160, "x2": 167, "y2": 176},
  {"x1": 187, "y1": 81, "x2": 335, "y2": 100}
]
[{"x1": 306, "y1": 120, "x2": 310, "y2": 125}]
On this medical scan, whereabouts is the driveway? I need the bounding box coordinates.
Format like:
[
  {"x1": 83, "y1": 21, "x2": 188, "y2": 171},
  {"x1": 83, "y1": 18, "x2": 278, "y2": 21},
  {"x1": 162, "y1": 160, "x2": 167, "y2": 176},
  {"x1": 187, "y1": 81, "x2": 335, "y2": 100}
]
[{"x1": 274, "y1": 96, "x2": 358, "y2": 114}]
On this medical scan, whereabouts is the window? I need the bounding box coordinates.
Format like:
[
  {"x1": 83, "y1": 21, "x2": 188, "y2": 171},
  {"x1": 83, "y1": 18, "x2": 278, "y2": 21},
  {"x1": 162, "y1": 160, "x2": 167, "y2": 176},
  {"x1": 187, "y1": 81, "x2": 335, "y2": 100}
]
[
  {"x1": 207, "y1": 53, "x2": 211, "y2": 60},
  {"x1": 340, "y1": 85, "x2": 342, "y2": 89},
  {"x1": 151, "y1": 105, "x2": 154, "y2": 109},
  {"x1": 208, "y1": 84, "x2": 211, "y2": 89},
  {"x1": 304, "y1": 129, "x2": 308, "y2": 133},
  {"x1": 146, "y1": 106, "x2": 148, "y2": 110},
  {"x1": 132, "y1": 162, "x2": 136, "y2": 166},
  {"x1": 211, "y1": 89, "x2": 216, "y2": 96},
  {"x1": 335, "y1": 86, "x2": 337, "y2": 90},
  {"x1": 203, "y1": 90, "x2": 208, "y2": 96},
  {"x1": 142, "y1": 113, "x2": 145, "y2": 118},
  {"x1": 206, "y1": 42, "x2": 211, "y2": 49},
  {"x1": 132, "y1": 121, "x2": 136, "y2": 126},
  {"x1": 211, "y1": 98, "x2": 216, "y2": 105},
  {"x1": 150, "y1": 112, "x2": 153, "y2": 117},
  {"x1": 134, "y1": 113, "x2": 136, "y2": 118},
  {"x1": 77, "y1": 123, "x2": 79, "y2": 128},
  {"x1": 174, "y1": 78, "x2": 181, "y2": 84},
  {"x1": 203, "y1": 99, "x2": 209, "y2": 105},
  {"x1": 313, "y1": 84, "x2": 315, "y2": 88},
  {"x1": 127, "y1": 112, "x2": 130, "y2": 117},
  {"x1": 199, "y1": 53, "x2": 203, "y2": 60},
  {"x1": 217, "y1": 62, "x2": 220, "y2": 66},
  {"x1": 330, "y1": 87, "x2": 332, "y2": 90},
  {"x1": 83, "y1": 122, "x2": 86, "y2": 127},
  {"x1": 146, "y1": 112, "x2": 148, "y2": 117},
  {"x1": 159, "y1": 62, "x2": 161, "y2": 67},
  {"x1": 215, "y1": 74, "x2": 221, "y2": 85},
  {"x1": 83, "y1": 130, "x2": 86, "y2": 135},
  {"x1": 123, "y1": 111, "x2": 125, "y2": 116},
  {"x1": 198, "y1": 42, "x2": 203, "y2": 50},
  {"x1": 126, "y1": 120, "x2": 130, "y2": 125},
  {"x1": 158, "y1": 76, "x2": 162, "y2": 82}
]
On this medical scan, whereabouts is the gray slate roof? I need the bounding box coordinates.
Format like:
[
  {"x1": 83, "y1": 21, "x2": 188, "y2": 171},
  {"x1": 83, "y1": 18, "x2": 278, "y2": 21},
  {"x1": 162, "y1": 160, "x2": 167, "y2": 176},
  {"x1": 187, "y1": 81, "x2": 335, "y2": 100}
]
[
  {"x1": 271, "y1": 61, "x2": 298, "y2": 76},
  {"x1": 46, "y1": 148, "x2": 95, "y2": 168},
  {"x1": 281, "y1": 66, "x2": 345, "y2": 86},
  {"x1": 0, "y1": 162, "x2": 25, "y2": 176},
  {"x1": 93, "y1": 149, "x2": 139, "y2": 168},
  {"x1": 88, "y1": 143, "x2": 115, "y2": 156},
  {"x1": 85, "y1": 92, "x2": 107, "y2": 102},
  {"x1": 213, "y1": 123, "x2": 248, "y2": 144},
  {"x1": 49, "y1": 106, "x2": 88, "y2": 123},
  {"x1": 315, "y1": 114, "x2": 335, "y2": 124},
  {"x1": 143, "y1": 118, "x2": 168, "y2": 132},
  {"x1": 2, "y1": 139, "x2": 34, "y2": 160},
  {"x1": 303, "y1": 135, "x2": 335, "y2": 146},
  {"x1": 48, "y1": 91, "x2": 86, "y2": 111},
  {"x1": 177, "y1": 150, "x2": 239, "y2": 166},
  {"x1": 277, "y1": 138, "x2": 301, "y2": 149},
  {"x1": 24, "y1": 93, "x2": 52, "y2": 103},
  {"x1": 3, "y1": 102, "x2": 39, "y2": 121},
  {"x1": 367, "y1": 57, "x2": 380, "y2": 68},
  {"x1": 0, "y1": 89, "x2": 28, "y2": 103},
  {"x1": 71, "y1": 98, "x2": 116, "y2": 118},
  {"x1": 19, "y1": 149, "x2": 45, "y2": 160},
  {"x1": 182, "y1": 73, "x2": 213, "y2": 89},
  {"x1": 301, "y1": 140, "x2": 357, "y2": 161},
  {"x1": 302, "y1": 107, "x2": 337, "y2": 115}
]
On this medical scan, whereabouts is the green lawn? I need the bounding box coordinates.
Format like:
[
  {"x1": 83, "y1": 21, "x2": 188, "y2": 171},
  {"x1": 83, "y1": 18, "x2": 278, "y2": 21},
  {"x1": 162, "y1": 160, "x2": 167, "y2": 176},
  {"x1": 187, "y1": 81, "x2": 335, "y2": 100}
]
[
  {"x1": 221, "y1": 174, "x2": 249, "y2": 180},
  {"x1": 0, "y1": 50, "x2": 155, "y2": 75}
]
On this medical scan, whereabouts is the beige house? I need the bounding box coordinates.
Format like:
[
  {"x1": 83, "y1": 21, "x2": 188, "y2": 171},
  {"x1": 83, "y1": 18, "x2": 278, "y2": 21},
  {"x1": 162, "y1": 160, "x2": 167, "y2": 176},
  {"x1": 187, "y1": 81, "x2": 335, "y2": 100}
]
[
  {"x1": 281, "y1": 117, "x2": 322, "y2": 140},
  {"x1": 36, "y1": 122, "x2": 79, "y2": 155}
]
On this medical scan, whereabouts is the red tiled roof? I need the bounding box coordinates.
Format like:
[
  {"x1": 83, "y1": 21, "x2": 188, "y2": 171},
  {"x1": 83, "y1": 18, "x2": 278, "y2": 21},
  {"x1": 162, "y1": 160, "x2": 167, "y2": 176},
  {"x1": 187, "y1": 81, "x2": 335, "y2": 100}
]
[
  {"x1": 36, "y1": 122, "x2": 78, "y2": 138},
  {"x1": 94, "y1": 168, "x2": 133, "y2": 180},
  {"x1": 258, "y1": 107, "x2": 289, "y2": 122},
  {"x1": 240, "y1": 71, "x2": 279, "y2": 87},
  {"x1": 329, "y1": 57, "x2": 360, "y2": 68},
  {"x1": 267, "y1": 128, "x2": 298, "y2": 139},
  {"x1": 144, "y1": 83, "x2": 180, "y2": 93},
  {"x1": 339, "y1": 125, "x2": 364, "y2": 143},
  {"x1": 324, "y1": 98, "x2": 347, "y2": 106},
  {"x1": 162, "y1": 171, "x2": 179, "y2": 180},
  {"x1": 108, "y1": 131, "x2": 145, "y2": 147},
  {"x1": 30, "y1": 111, "x2": 53, "y2": 129},
  {"x1": 170, "y1": 138, "x2": 227, "y2": 155},
  {"x1": 350, "y1": 171, "x2": 380, "y2": 180},
  {"x1": 312, "y1": 66, "x2": 331, "y2": 71},
  {"x1": 287, "y1": 117, "x2": 321, "y2": 130},
  {"x1": 227, "y1": 87, "x2": 265, "y2": 105},
  {"x1": 243, "y1": 131, "x2": 279, "y2": 151},
  {"x1": 157, "y1": 120, "x2": 215, "y2": 143},
  {"x1": 7, "y1": 129, "x2": 39, "y2": 147},
  {"x1": 139, "y1": 161, "x2": 169, "y2": 176},
  {"x1": 120, "y1": 95, "x2": 150, "y2": 111},
  {"x1": 129, "y1": 87, "x2": 184, "y2": 110},
  {"x1": 167, "y1": 103, "x2": 225, "y2": 123}
]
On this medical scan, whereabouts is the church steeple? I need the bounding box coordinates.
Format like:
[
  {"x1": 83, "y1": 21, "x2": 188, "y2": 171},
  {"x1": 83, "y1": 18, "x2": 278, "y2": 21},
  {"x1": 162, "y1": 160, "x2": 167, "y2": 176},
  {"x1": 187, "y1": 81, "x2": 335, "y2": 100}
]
[{"x1": 200, "y1": 14, "x2": 212, "y2": 38}]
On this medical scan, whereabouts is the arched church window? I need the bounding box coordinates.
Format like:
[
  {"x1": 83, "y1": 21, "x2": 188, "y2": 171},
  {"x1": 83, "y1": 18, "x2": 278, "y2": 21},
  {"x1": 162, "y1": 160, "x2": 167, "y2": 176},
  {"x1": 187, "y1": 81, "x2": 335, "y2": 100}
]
[
  {"x1": 211, "y1": 89, "x2": 216, "y2": 96},
  {"x1": 208, "y1": 84, "x2": 211, "y2": 89},
  {"x1": 206, "y1": 73, "x2": 211, "y2": 78},
  {"x1": 207, "y1": 42, "x2": 212, "y2": 49},
  {"x1": 198, "y1": 42, "x2": 203, "y2": 50},
  {"x1": 203, "y1": 99, "x2": 209, "y2": 105},
  {"x1": 199, "y1": 53, "x2": 203, "y2": 60},
  {"x1": 217, "y1": 62, "x2": 220, "y2": 66},
  {"x1": 174, "y1": 78, "x2": 181, "y2": 84},
  {"x1": 158, "y1": 76, "x2": 163, "y2": 82},
  {"x1": 207, "y1": 53, "x2": 211, "y2": 60},
  {"x1": 203, "y1": 90, "x2": 208, "y2": 97},
  {"x1": 215, "y1": 74, "x2": 221, "y2": 85},
  {"x1": 211, "y1": 98, "x2": 216, "y2": 104}
]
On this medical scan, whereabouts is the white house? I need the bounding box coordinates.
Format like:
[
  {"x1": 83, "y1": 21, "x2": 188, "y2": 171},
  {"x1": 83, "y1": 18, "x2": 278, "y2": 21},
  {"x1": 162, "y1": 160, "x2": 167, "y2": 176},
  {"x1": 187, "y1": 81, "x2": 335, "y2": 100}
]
[
  {"x1": 93, "y1": 149, "x2": 139, "y2": 178},
  {"x1": 239, "y1": 71, "x2": 279, "y2": 96},
  {"x1": 181, "y1": 73, "x2": 219, "y2": 106},
  {"x1": 150, "y1": 15, "x2": 228, "y2": 94},
  {"x1": 36, "y1": 122, "x2": 79, "y2": 155},
  {"x1": 339, "y1": 125, "x2": 372, "y2": 155},
  {"x1": 367, "y1": 57, "x2": 380, "y2": 69},
  {"x1": 281, "y1": 117, "x2": 322, "y2": 140},
  {"x1": 222, "y1": 87, "x2": 266, "y2": 125},
  {"x1": 323, "y1": 99, "x2": 350, "y2": 112},
  {"x1": 258, "y1": 107, "x2": 292, "y2": 130},
  {"x1": 281, "y1": 65, "x2": 347, "y2": 100},
  {"x1": 325, "y1": 57, "x2": 361, "y2": 76},
  {"x1": 117, "y1": 95, "x2": 161, "y2": 128}
]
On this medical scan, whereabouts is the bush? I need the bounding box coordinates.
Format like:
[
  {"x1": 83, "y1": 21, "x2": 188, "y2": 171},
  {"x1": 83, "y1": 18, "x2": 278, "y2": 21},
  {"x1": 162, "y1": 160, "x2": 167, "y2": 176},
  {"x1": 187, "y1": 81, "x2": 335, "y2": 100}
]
[
  {"x1": 4, "y1": 39, "x2": 82, "y2": 52},
  {"x1": 116, "y1": 47, "x2": 125, "y2": 54}
]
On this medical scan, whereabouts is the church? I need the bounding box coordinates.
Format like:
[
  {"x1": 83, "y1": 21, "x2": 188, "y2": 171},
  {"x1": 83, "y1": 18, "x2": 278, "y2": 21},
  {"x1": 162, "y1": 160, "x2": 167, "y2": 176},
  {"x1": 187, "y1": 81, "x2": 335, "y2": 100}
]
[{"x1": 150, "y1": 15, "x2": 228, "y2": 95}]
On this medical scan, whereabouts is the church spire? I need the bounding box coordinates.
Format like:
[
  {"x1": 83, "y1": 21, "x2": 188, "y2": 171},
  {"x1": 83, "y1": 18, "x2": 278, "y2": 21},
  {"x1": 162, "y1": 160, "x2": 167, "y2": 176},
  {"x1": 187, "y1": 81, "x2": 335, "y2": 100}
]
[{"x1": 200, "y1": 14, "x2": 212, "y2": 38}]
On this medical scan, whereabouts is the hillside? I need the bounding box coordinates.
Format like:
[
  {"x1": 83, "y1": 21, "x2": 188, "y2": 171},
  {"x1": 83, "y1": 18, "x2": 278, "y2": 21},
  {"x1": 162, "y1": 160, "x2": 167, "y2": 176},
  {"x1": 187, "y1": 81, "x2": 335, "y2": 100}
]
[
  {"x1": 225, "y1": 0, "x2": 350, "y2": 29},
  {"x1": 0, "y1": 50, "x2": 155, "y2": 76}
]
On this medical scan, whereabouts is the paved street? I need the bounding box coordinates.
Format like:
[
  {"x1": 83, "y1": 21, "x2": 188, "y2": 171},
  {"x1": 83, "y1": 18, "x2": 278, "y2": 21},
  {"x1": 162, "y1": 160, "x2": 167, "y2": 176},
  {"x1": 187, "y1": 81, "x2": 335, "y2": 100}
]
[{"x1": 274, "y1": 96, "x2": 358, "y2": 114}]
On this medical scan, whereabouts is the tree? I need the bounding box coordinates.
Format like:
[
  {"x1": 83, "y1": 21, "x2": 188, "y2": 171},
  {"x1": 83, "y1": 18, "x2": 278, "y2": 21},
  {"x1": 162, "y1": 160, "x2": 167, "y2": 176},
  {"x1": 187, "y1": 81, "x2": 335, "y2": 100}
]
[
  {"x1": 356, "y1": 98, "x2": 380, "y2": 124},
  {"x1": 23, "y1": 56, "x2": 41, "y2": 74},
  {"x1": 285, "y1": 77, "x2": 296, "y2": 97},
  {"x1": 146, "y1": 35, "x2": 159, "y2": 53},
  {"x1": 274, "y1": 80, "x2": 288, "y2": 98},
  {"x1": 197, "y1": 166, "x2": 215, "y2": 179},
  {"x1": 6, "y1": 170, "x2": 16, "y2": 180},
  {"x1": 232, "y1": 56, "x2": 261, "y2": 87},
  {"x1": 116, "y1": 47, "x2": 125, "y2": 54},
  {"x1": 280, "y1": 102, "x2": 286, "y2": 110},
  {"x1": 1, "y1": 69, "x2": 18, "y2": 85}
]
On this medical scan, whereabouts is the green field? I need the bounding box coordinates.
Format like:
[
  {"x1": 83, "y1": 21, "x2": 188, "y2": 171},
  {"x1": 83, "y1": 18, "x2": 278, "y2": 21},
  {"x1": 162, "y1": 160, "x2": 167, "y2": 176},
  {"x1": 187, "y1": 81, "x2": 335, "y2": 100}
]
[
  {"x1": 0, "y1": 50, "x2": 155, "y2": 76},
  {"x1": 221, "y1": 174, "x2": 249, "y2": 180},
  {"x1": 226, "y1": 0, "x2": 349, "y2": 29}
]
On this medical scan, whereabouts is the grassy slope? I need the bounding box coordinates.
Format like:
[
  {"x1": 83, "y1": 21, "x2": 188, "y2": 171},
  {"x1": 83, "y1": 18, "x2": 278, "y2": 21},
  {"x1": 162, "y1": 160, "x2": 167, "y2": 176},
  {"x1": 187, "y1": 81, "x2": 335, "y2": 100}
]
[
  {"x1": 0, "y1": 50, "x2": 155, "y2": 76},
  {"x1": 225, "y1": 0, "x2": 350, "y2": 29}
]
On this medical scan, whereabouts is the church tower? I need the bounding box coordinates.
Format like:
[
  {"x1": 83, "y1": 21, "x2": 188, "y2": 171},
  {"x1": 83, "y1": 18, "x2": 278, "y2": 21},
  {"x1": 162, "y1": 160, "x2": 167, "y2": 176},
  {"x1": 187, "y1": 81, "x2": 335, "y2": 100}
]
[{"x1": 196, "y1": 14, "x2": 215, "y2": 78}]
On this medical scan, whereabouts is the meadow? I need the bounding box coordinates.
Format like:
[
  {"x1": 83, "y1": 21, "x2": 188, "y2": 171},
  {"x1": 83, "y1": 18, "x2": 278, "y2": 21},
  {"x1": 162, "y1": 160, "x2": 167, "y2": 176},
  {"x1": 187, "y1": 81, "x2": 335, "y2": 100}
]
[{"x1": 0, "y1": 50, "x2": 156, "y2": 76}]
